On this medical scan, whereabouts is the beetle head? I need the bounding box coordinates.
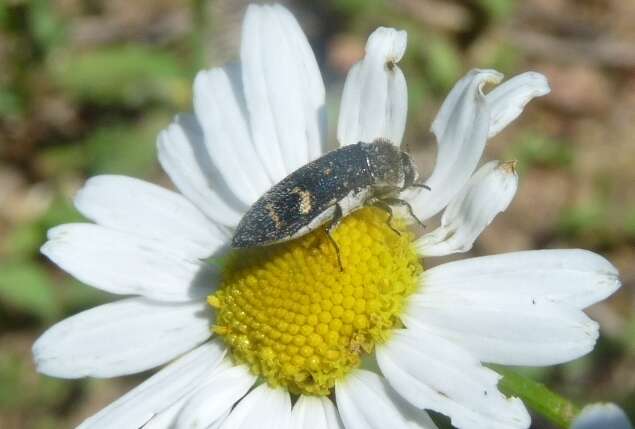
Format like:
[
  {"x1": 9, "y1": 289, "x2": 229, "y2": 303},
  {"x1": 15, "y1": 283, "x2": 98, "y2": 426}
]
[
  {"x1": 365, "y1": 139, "x2": 419, "y2": 189},
  {"x1": 365, "y1": 139, "x2": 403, "y2": 187}
]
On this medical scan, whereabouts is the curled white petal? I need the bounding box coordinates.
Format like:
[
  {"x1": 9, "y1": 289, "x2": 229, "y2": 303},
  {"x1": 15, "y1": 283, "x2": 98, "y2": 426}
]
[
  {"x1": 291, "y1": 396, "x2": 344, "y2": 429},
  {"x1": 573, "y1": 403, "x2": 634, "y2": 429},
  {"x1": 377, "y1": 329, "x2": 530, "y2": 429},
  {"x1": 74, "y1": 175, "x2": 227, "y2": 258},
  {"x1": 76, "y1": 340, "x2": 226, "y2": 429},
  {"x1": 337, "y1": 27, "x2": 408, "y2": 147},
  {"x1": 416, "y1": 160, "x2": 518, "y2": 257},
  {"x1": 32, "y1": 297, "x2": 212, "y2": 378},
  {"x1": 335, "y1": 369, "x2": 439, "y2": 429},
  {"x1": 419, "y1": 249, "x2": 621, "y2": 309},
  {"x1": 221, "y1": 383, "x2": 292, "y2": 429},
  {"x1": 487, "y1": 72, "x2": 550, "y2": 138},
  {"x1": 407, "y1": 69, "x2": 503, "y2": 221},
  {"x1": 241, "y1": 4, "x2": 326, "y2": 180}
]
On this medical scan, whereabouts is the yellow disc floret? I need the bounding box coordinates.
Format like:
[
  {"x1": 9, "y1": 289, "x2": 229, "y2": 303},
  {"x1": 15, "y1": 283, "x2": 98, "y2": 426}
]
[{"x1": 209, "y1": 207, "x2": 422, "y2": 396}]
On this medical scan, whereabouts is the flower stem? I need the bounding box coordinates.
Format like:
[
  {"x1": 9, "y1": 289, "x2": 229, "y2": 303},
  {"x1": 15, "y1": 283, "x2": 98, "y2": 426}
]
[{"x1": 495, "y1": 367, "x2": 581, "y2": 428}]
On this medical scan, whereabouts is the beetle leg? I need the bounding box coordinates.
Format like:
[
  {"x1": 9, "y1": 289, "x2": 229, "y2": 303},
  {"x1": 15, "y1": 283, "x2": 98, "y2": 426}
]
[
  {"x1": 370, "y1": 199, "x2": 402, "y2": 236},
  {"x1": 410, "y1": 183, "x2": 431, "y2": 190},
  {"x1": 325, "y1": 203, "x2": 344, "y2": 272},
  {"x1": 382, "y1": 197, "x2": 426, "y2": 229}
]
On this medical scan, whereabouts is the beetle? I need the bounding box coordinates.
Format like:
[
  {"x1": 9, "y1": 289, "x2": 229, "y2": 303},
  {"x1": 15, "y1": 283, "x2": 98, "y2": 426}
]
[{"x1": 231, "y1": 138, "x2": 428, "y2": 269}]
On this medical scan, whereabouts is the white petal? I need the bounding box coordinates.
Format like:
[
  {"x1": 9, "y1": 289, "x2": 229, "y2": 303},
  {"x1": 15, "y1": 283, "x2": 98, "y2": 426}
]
[
  {"x1": 407, "y1": 69, "x2": 503, "y2": 221},
  {"x1": 207, "y1": 413, "x2": 230, "y2": 429},
  {"x1": 74, "y1": 175, "x2": 226, "y2": 259},
  {"x1": 335, "y1": 369, "x2": 439, "y2": 429},
  {"x1": 175, "y1": 363, "x2": 257, "y2": 428},
  {"x1": 194, "y1": 66, "x2": 272, "y2": 205},
  {"x1": 337, "y1": 27, "x2": 408, "y2": 147},
  {"x1": 129, "y1": 361, "x2": 235, "y2": 429},
  {"x1": 41, "y1": 223, "x2": 217, "y2": 301},
  {"x1": 291, "y1": 396, "x2": 344, "y2": 429},
  {"x1": 377, "y1": 329, "x2": 530, "y2": 429},
  {"x1": 573, "y1": 403, "x2": 634, "y2": 429},
  {"x1": 32, "y1": 297, "x2": 212, "y2": 378},
  {"x1": 271, "y1": 4, "x2": 327, "y2": 161},
  {"x1": 241, "y1": 4, "x2": 326, "y2": 180},
  {"x1": 221, "y1": 383, "x2": 292, "y2": 429},
  {"x1": 144, "y1": 360, "x2": 236, "y2": 429},
  {"x1": 77, "y1": 340, "x2": 226, "y2": 429},
  {"x1": 405, "y1": 290, "x2": 599, "y2": 366},
  {"x1": 416, "y1": 160, "x2": 518, "y2": 256},
  {"x1": 157, "y1": 114, "x2": 244, "y2": 228},
  {"x1": 419, "y1": 249, "x2": 621, "y2": 309},
  {"x1": 141, "y1": 393, "x2": 189, "y2": 429},
  {"x1": 487, "y1": 72, "x2": 550, "y2": 138}
]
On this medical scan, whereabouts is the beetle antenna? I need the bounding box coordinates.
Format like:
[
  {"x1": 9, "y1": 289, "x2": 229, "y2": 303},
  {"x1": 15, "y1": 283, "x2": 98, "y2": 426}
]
[{"x1": 381, "y1": 197, "x2": 427, "y2": 229}]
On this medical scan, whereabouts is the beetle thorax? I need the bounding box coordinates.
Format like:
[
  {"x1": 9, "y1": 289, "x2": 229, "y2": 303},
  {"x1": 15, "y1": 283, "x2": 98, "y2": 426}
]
[{"x1": 364, "y1": 140, "x2": 408, "y2": 188}]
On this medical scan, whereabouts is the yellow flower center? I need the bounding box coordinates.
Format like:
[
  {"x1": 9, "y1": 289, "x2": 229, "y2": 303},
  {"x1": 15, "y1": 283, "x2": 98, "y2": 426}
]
[{"x1": 208, "y1": 207, "x2": 422, "y2": 396}]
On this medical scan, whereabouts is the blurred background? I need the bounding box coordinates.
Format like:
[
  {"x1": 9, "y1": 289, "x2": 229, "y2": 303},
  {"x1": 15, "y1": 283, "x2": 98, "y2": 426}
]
[{"x1": 0, "y1": 0, "x2": 633, "y2": 427}]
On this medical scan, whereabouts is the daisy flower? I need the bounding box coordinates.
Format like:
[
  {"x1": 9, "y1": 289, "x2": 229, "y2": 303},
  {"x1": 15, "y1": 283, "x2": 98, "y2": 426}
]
[{"x1": 33, "y1": 4, "x2": 622, "y2": 429}]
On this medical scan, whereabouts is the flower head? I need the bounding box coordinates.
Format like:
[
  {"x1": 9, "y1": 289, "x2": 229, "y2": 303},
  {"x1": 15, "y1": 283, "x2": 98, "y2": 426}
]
[{"x1": 33, "y1": 4, "x2": 621, "y2": 429}]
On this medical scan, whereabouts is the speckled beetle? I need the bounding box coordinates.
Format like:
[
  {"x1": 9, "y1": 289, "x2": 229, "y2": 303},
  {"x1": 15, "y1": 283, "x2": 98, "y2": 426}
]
[{"x1": 231, "y1": 138, "x2": 428, "y2": 269}]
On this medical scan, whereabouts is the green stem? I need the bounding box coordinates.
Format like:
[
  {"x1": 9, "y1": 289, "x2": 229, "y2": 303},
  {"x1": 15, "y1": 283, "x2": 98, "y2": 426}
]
[{"x1": 495, "y1": 367, "x2": 580, "y2": 428}]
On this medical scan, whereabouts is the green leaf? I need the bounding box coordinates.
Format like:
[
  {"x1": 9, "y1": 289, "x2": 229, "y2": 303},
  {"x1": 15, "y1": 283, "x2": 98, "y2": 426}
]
[
  {"x1": 485, "y1": 43, "x2": 520, "y2": 75},
  {"x1": 35, "y1": 143, "x2": 88, "y2": 177},
  {"x1": 0, "y1": 88, "x2": 24, "y2": 116},
  {"x1": 0, "y1": 2, "x2": 7, "y2": 29},
  {"x1": 509, "y1": 132, "x2": 574, "y2": 170},
  {"x1": 0, "y1": 263, "x2": 59, "y2": 321},
  {"x1": 49, "y1": 45, "x2": 191, "y2": 107},
  {"x1": 625, "y1": 207, "x2": 635, "y2": 238},
  {"x1": 619, "y1": 316, "x2": 635, "y2": 355},
  {"x1": 80, "y1": 112, "x2": 169, "y2": 176},
  {"x1": 557, "y1": 202, "x2": 607, "y2": 239},
  {"x1": 477, "y1": 0, "x2": 516, "y2": 20},
  {"x1": 3, "y1": 221, "x2": 42, "y2": 260},
  {"x1": 29, "y1": 0, "x2": 67, "y2": 52},
  {"x1": 39, "y1": 195, "x2": 84, "y2": 231},
  {"x1": 57, "y1": 278, "x2": 109, "y2": 312},
  {"x1": 332, "y1": 0, "x2": 385, "y2": 16},
  {"x1": 495, "y1": 366, "x2": 580, "y2": 428},
  {"x1": 0, "y1": 347, "x2": 72, "y2": 410},
  {"x1": 423, "y1": 36, "x2": 462, "y2": 93}
]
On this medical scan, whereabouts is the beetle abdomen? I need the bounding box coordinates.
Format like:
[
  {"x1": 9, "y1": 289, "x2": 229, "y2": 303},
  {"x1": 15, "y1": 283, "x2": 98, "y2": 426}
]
[{"x1": 232, "y1": 143, "x2": 374, "y2": 247}]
